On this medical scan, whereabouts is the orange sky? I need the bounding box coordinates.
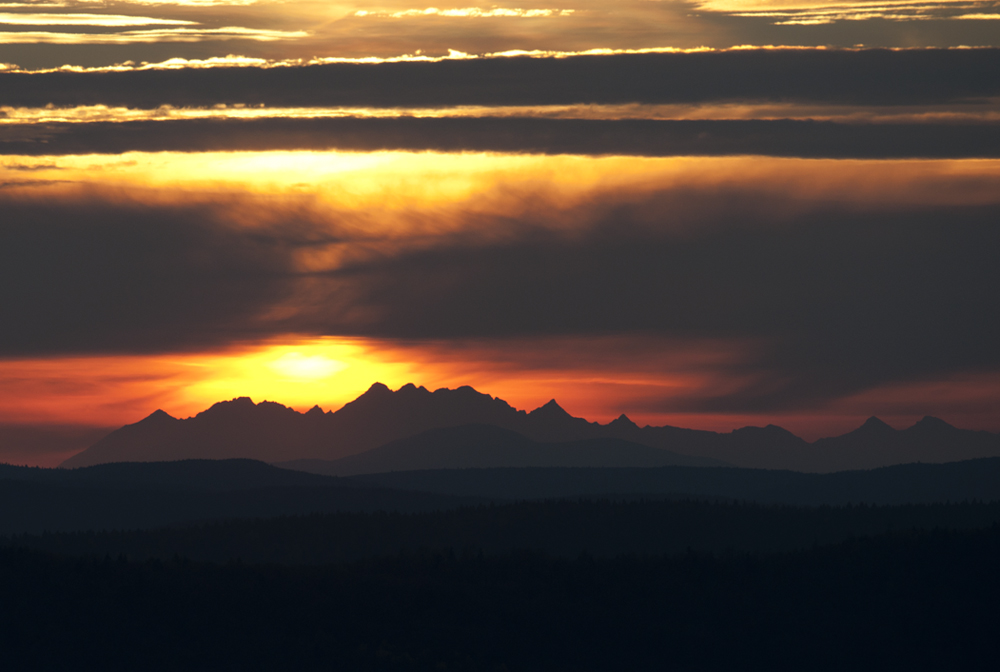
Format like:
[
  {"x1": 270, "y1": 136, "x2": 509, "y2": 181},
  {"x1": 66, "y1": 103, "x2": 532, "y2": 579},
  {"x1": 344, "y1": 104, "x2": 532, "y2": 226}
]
[
  {"x1": 2, "y1": 335, "x2": 999, "y2": 447},
  {"x1": 1, "y1": 0, "x2": 997, "y2": 70}
]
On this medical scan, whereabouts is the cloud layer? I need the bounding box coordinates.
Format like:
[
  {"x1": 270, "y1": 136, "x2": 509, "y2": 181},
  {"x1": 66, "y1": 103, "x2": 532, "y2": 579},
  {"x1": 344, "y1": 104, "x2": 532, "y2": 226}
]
[
  {"x1": 2, "y1": 156, "x2": 998, "y2": 413},
  {"x1": 2, "y1": 116, "x2": 999, "y2": 158},
  {"x1": 1, "y1": 0, "x2": 998, "y2": 69},
  {"x1": 2, "y1": 49, "x2": 998, "y2": 108}
]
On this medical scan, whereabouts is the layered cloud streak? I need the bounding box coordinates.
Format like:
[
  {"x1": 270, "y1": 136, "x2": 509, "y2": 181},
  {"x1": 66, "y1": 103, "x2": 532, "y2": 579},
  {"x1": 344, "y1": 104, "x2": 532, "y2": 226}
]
[{"x1": 4, "y1": 50, "x2": 998, "y2": 107}]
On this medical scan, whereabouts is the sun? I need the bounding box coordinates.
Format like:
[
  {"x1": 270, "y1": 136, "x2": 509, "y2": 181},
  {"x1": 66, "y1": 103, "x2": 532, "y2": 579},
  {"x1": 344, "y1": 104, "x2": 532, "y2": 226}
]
[{"x1": 268, "y1": 352, "x2": 347, "y2": 381}]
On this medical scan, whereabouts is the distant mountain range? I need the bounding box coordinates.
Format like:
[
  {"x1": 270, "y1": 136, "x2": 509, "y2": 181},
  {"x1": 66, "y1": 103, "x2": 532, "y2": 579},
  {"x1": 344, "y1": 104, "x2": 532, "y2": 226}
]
[{"x1": 60, "y1": 383, "x2": 1000, "y2": 472}]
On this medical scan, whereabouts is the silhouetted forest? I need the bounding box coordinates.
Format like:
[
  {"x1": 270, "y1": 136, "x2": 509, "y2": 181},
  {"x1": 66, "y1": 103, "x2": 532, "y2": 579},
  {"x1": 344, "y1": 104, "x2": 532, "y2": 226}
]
[
  {"x1": 6, "y1": 462, "x2": 1000, "y2": 670},
  {"x1": 7, "y1": 498, "x2": 1000, "y2": 563},
  {"x1": 3, "y1": 525, "x2": 999, "y2": 671},
  {"x1": 358, "y1": 458, "x2": 1000, "y2": 505},
  {"x1": 7, "y1": 458, "x2": 1000, "y2": 537}
]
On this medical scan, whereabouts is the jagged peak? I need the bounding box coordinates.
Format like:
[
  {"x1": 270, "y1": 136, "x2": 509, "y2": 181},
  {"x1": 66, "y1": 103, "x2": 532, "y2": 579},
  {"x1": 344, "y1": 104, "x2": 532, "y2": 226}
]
[
  {"x1": 136, "y1": 409, "x2": 177, "y2": 424},
  {"x1": 200, "y1": 397, "x2": 256, "y2": 413},
  {"x1": 910, "y1": 415, "x2": 955, "y2": 431},
  {"x1": 305, "y1": 404, "x2": 325, "y2": 417},
  {"x1": 857, "y1": 416, "x2": 895, "y2": 433},
  {"x1": 335, "y1": 382, "x2": 393, "y2": 411},
  {"x1": 608, "y1": 413, "x2": 638, "y2": 428},
  {"x1": 257, "y1": 400, "x2": 294, "y2": 411},
  {"x1": 347, "y1": 383, "x2": 391, "y2": 402},
  {"x1": 396, "y1": 382, "x2": 432, "y2": 395},
  {"x1": 863, "y1": 415, "x2": 890, "y2": 426},
  {"x1": 192, "y1": 397, "x2": 300, "y2": 420},
  {"x1": 530, "y1": 399, "x2": 572, "y2": 418},
  {"x1": 430, "y1": 385, "x2": 488, "y2": 399}
]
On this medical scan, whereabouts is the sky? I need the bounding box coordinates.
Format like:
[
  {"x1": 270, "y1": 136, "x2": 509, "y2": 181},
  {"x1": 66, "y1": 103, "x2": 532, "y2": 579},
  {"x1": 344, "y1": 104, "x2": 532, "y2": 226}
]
[{"x1": 1, "y1": 0, "x2": 999, "y2": 465}]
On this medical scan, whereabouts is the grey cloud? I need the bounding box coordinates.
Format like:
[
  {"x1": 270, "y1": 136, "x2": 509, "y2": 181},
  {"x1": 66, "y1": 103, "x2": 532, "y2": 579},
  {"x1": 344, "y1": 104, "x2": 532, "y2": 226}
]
[
  {"x1": 701, "y1": 12, "x2": 1000, "y2": 51},
  {"x1": 3, "y1": 117, "x2": 999, "y2": 159},
  {"x1": 0, "y1": 197, "x2": 300, "y2": 355},
  {"x1": 1, "y1": 49, "x2": 997, "y2": 109}
]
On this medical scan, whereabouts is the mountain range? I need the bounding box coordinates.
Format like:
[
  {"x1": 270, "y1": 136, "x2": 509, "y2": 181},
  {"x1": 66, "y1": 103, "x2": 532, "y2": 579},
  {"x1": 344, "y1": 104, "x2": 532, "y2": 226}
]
[{"x1": 60, "y1": 383, "x2": 1000, "y2": 472}]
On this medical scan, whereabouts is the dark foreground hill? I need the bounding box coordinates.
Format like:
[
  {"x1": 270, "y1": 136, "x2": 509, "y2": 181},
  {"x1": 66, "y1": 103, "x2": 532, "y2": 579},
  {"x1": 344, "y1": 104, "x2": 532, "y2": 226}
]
[
  {"x1": 61, "y1": 383, "x2": 1000, "y2": 471},
  {"x1": 277, "y1": 424, "x2": 722, "y2": 476},
  {"x1": 354, "y1": 457, "x2": 1000, "y2": 506},
  {"x1": 0, "y1": 457, "x2": 346, "y2": 491},
  {"x1": 3, "y1": 526, "x2": 1000, "y2": 671},
  {"x1": 8, "y1": 499, "x2": 1000, "y2": 565},
  {"x1": 0, "y1": 459, "x2": 477, "y2": 534},
  {"x1": 6, "y1": 455, "x2": 1000, "y2": 534}
]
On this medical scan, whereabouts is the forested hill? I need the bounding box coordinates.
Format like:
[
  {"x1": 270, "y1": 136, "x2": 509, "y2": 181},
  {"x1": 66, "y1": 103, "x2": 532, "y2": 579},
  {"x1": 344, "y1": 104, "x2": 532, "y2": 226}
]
[
  {"x1": 354, "y1": 457, "x2": 1000, "y2": 506},
  {"x1": 0, "y1": 459, "x2": 480, "y2": 534},
  {"x1": 3, "y1": 524, "x2": 1000, "y2": 671},
  {"x1": 5, "y1": 456, "x2": 1000, "y2": 534},
  {"x1": 7, "y1": 499, "x2": 1000, "y2": 565}
]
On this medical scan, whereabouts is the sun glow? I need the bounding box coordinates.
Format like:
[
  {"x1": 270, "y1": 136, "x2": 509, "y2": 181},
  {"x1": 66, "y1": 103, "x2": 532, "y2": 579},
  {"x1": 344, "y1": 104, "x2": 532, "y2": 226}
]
[
  {"x1": 0, "y1": 338, "x2": 419, "y2": 426},
  {"x1": 178, "y1": 339, "x2": 416, "y2": 410},
  {"x1": 4, "y1": 153, "x2": 1000, "y2": 217},
  {"x1": 268, "y1": 352, "x2": 347, "y2": 380}
]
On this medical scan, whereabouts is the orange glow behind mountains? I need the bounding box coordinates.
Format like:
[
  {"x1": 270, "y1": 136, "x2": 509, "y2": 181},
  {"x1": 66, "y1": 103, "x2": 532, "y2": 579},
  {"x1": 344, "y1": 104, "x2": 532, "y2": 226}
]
[{"x1": 2, "y1": 336, "x2": 999, "y2": 445}]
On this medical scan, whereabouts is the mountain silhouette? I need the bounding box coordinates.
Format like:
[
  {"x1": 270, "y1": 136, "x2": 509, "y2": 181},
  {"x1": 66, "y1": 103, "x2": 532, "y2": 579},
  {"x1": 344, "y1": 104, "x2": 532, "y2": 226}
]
[
  {"x1": 809, "y1": 415, "x2": 1000, "y2": 471},
  {"x1": 61, "y1": 383, "x2": 1000, "y2": 471},
  {"x1": 276, "y1": 424, "x2": 722, "y2": 476}
]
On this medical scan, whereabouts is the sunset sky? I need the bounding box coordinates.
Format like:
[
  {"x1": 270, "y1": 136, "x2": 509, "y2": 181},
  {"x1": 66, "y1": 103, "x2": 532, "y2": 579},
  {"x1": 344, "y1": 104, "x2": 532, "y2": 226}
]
[{"x1": 1, "y1": 0, "x2": 999, "y2": 465}]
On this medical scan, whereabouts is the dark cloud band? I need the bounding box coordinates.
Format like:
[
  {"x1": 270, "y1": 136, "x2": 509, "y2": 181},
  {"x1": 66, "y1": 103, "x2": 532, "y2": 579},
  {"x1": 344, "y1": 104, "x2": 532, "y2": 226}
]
[
  {"x1": 2, "y1": 49, "x2": 998, "y2": 108},
  {"x1": 3, "y1": 117, "x2": 1000, "y2": 158},
  {"x1": 0, "y1": 198, "x2": 298, "y2": 355}
]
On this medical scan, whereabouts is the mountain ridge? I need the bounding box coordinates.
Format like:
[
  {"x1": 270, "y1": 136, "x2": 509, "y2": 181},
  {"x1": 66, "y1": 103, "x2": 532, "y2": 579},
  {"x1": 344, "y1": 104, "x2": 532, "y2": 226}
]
[{"x1": 61, "y1": 382, "x2": 1000, "y2": 471}]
